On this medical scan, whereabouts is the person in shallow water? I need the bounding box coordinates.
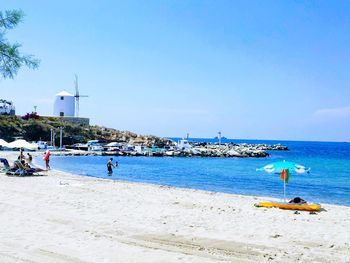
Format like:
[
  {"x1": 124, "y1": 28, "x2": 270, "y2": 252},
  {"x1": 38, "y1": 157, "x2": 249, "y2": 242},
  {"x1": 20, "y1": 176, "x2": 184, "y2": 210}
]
[{"x1": 107, "y1": 158, "x2": 115, "y2": 175}]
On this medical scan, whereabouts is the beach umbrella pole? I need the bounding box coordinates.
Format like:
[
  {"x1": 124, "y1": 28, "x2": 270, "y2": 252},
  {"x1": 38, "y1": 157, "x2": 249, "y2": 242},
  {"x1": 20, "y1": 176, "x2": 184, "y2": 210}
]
[{"x1": 259, "y1": 163, "x2": 309, "y2": 204}]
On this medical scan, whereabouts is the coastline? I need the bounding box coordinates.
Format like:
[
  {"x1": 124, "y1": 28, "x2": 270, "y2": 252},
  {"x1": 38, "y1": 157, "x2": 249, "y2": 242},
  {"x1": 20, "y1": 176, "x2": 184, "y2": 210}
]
[{"x1": 1, "y1": 152, "x2": 350, "y2": 262}]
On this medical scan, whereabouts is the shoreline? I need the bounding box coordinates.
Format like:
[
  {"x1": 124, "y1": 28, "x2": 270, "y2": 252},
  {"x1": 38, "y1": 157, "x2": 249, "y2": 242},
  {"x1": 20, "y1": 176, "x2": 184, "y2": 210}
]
[
  {"x1": 1, "y1": 151, "x2": 350, "y2": 262},
  {"x1": 58, "y1": 169, "x2": 350, "y2": 209},
  {"x1": 33, "y1": 152, "x2": 350, "y2": 208},
  {"x1": 53, "y1": 168, "x2": 350, "y2": 209}
]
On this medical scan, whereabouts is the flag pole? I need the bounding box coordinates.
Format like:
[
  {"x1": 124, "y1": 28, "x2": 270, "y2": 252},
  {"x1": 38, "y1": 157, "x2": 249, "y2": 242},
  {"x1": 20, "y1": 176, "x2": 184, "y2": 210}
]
[{"x1": 283, "y1": 177, "x2": 286, "y2": 202}]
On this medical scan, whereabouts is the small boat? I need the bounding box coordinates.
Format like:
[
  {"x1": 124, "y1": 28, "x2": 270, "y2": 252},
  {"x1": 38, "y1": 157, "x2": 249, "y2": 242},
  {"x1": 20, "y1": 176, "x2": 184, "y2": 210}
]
[
  {"x1": 176, "y1": 139, "x2": 192, "y2": 151},
  {"x1": 256, "y1": 201, "x2": 321, "y2": 212},
  {"x1": 89, "y1": 145, "x2": 104, "y2": 151},
  {"x1": 32, "y1": 141, "x2": 48, "y2": 150}
]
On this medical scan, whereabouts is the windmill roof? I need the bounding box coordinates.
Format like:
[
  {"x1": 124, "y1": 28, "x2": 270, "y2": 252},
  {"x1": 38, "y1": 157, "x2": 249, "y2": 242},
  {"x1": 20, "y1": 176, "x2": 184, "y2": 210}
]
[{"x1": 56, "y1": 90, "x2": 74, "y2": 97}]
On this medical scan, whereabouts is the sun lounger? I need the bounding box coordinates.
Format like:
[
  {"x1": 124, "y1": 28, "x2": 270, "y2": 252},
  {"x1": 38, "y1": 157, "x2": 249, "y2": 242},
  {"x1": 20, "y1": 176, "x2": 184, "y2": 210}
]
[{"x1": 0, "y1": 158, "x2": 11, "y2": 173}]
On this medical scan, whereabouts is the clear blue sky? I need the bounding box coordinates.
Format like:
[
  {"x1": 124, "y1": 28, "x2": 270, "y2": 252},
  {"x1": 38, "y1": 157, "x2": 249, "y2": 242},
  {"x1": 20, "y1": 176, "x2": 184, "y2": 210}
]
[{"x1": 1, "y1": 0, "x2": 350, "y2": 141}]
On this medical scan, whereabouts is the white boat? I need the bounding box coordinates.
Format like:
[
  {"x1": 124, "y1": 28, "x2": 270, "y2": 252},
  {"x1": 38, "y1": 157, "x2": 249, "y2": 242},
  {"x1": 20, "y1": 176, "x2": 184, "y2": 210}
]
[
  {"x1": 87, "y1": 140, "x2": 103, "y2": 151},
  {"x1": 105, "y1": 142, "x2": 123, "y2": 151},
  {"x1": 176, "y1": 139, "x2": 192, "y2": 151},
  {"x1": 32, "y1": 141, "x2": 48, "y2": 150},
  {"x1": 89, "y1": 145, "x2": 104, "y2": 151},
  {"x1": 134, "y1": 145, "x2": 145, "y2": 154}
]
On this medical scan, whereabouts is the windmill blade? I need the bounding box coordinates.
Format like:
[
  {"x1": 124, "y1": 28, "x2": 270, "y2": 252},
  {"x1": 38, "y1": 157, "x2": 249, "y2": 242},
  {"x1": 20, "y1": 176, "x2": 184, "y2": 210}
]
[
  {"x1": 74, "y1": 74, "x2": 79, "y2": 97},
  {"x1": 73, "y1": 74, "x2": 88, "y2": 117},
  {"x1": 74, "y1": 74, "x2": 80, "y2": 117}
]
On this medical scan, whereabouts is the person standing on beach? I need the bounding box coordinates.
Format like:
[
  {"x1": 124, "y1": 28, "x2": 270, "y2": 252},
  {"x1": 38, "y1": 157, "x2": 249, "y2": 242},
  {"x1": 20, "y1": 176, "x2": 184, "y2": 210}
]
[
  {"x1": 27, "y1": 153, "x2": 33, "y2": 163},
  {"x1": 43, "y1": 150, "x2": 51, "y2": 170},
  {"x1": 107, "y1": 158, "x2": 115, "y2": 175},
  {"x1": 18, "y1": 149, "x2": 25, "y2": 160}
]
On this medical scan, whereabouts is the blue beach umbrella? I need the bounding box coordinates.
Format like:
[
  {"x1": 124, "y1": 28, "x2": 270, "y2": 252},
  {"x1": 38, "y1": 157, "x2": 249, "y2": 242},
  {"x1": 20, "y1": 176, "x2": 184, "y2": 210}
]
[{"x1": 257, "y1": 160, "x2": 310, "y2": 202}]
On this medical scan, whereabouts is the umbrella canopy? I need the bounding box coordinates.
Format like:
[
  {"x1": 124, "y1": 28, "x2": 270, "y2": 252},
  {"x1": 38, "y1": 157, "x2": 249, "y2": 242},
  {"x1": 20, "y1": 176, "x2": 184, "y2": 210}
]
[
  {"x1": 257, "y1": 160, "x2": 310, "y2": 202},
  {"x1": 257, "y1": 160, "x2": 310, "y2": 174},
  {"x1": 7, "y1": 139, "x2": 37, "y2": 150},
  {"x1": 0, "y1": 139, "x2": 9, "y2": 148}
]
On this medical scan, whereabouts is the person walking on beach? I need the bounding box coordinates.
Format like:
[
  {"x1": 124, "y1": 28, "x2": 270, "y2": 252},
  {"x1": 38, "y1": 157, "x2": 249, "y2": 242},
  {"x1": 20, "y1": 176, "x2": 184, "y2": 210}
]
[
  {"x1": 107, "y1": 158, "x2": 115, "y2": 175},
  {"x1": 43, "y1": 150, "x2": 51, "y2": 170}
]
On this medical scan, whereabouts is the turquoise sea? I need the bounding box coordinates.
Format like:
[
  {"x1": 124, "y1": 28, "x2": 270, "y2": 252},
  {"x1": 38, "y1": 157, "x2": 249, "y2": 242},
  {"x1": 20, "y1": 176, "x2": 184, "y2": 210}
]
[{"x1": 42, "y1": 139, "x2": 350, "y2": 206}]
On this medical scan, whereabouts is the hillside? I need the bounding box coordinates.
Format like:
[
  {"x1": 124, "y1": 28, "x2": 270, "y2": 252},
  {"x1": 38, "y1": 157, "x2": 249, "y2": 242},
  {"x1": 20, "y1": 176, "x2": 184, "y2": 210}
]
[{"x1": 0, "y1": 115, "x2": 172, "y2": 146}]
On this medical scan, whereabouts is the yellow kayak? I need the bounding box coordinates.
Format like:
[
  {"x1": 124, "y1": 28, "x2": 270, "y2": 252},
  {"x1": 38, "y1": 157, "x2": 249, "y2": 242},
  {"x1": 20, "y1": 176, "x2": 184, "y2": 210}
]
[{"x1": 256, "y1": 201, "x2": 321, "y2": 211}]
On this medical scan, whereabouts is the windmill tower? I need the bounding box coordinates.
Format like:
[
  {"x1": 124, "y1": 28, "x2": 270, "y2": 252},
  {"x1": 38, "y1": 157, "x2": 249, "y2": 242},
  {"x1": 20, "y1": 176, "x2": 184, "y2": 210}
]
[
  {"x1": 74, "y1": 74, "x2": 88, "y2": 117},
  {"x1": 53, "y1": 91, "x2": 75, "y2": 117}
]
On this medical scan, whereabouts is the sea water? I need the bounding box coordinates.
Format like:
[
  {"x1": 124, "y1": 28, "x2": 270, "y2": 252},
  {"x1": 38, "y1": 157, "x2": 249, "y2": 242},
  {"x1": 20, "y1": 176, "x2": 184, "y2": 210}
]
[{"x1": 41, "y1": 140, "x2": 350, "y2": 206}]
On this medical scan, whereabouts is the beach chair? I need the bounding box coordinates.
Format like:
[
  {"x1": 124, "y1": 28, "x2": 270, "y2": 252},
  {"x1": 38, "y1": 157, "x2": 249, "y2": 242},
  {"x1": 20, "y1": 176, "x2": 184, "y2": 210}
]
[{"x1": 0, "y1": 158, "x2": 11, "y2": 174}]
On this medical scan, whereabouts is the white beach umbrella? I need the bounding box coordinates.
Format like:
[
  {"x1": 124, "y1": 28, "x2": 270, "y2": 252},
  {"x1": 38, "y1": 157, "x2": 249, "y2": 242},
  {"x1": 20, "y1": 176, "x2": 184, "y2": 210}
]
[
  {"x1": 0, "y1": 139, "x2": 9, "y2": 148},
  {"x1": 7, "y1": 139, "x2": 37, "y2": 150}
]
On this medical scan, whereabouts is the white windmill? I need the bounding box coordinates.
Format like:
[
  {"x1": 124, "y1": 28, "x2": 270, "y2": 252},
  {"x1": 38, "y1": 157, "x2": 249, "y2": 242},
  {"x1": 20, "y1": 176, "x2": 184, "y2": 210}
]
[{"x1": 74, "y1": 74, "x2": 88, "y2": 117}]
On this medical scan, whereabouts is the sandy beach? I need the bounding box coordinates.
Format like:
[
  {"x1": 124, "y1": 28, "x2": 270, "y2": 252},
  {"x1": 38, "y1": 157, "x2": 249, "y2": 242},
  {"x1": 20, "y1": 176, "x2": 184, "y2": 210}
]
[{"x1": 0, "y1": 152, "x2": 349, "y2": 263}]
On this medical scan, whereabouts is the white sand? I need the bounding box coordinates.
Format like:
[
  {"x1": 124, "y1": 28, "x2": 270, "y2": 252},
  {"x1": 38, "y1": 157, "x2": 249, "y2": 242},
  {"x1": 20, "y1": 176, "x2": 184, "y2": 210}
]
[{"x1": 0, "y1": 152, "x2": 349, "y2": 263}]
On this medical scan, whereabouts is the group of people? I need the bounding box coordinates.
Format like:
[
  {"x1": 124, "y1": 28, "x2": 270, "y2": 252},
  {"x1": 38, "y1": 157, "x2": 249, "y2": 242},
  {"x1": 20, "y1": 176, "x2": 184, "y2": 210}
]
[
  {"x1": 15, "y1": 156, "x2": 33, "y2": 171},
  {"x1": 19, "y1": 151, "x2": 117, "y2": 174},
  {"x1": 15, "y1": 152, "x2": 45, "y2": 173},
  {"x1": 17, "y1": 150, "x2": 51, "y2": 170},
  {"x1": 17, "y1": 151, "x2": 32, "y2": 169},
  {"x1": 20, "y1": 151, "x2": 116, "y2": 174},
  {"x1": 18, "y1": 152, "x2": 32, "y2": 162}
]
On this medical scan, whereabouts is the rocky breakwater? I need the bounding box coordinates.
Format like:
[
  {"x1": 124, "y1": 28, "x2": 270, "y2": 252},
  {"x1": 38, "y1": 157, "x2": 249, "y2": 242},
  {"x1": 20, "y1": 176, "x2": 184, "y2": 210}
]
[
  {"x1": 51, "y1": 143, "x2": 288, "y2": 158},
  {"x1": 171, "y1": 143, "x2": 288, "y2": 158}
]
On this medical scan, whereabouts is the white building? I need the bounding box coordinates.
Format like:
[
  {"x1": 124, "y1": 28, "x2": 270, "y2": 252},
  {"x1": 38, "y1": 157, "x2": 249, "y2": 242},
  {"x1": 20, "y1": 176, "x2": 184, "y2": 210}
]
[{"x1": 53, "y1": 91, "x2": 75, "y2": 117}]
